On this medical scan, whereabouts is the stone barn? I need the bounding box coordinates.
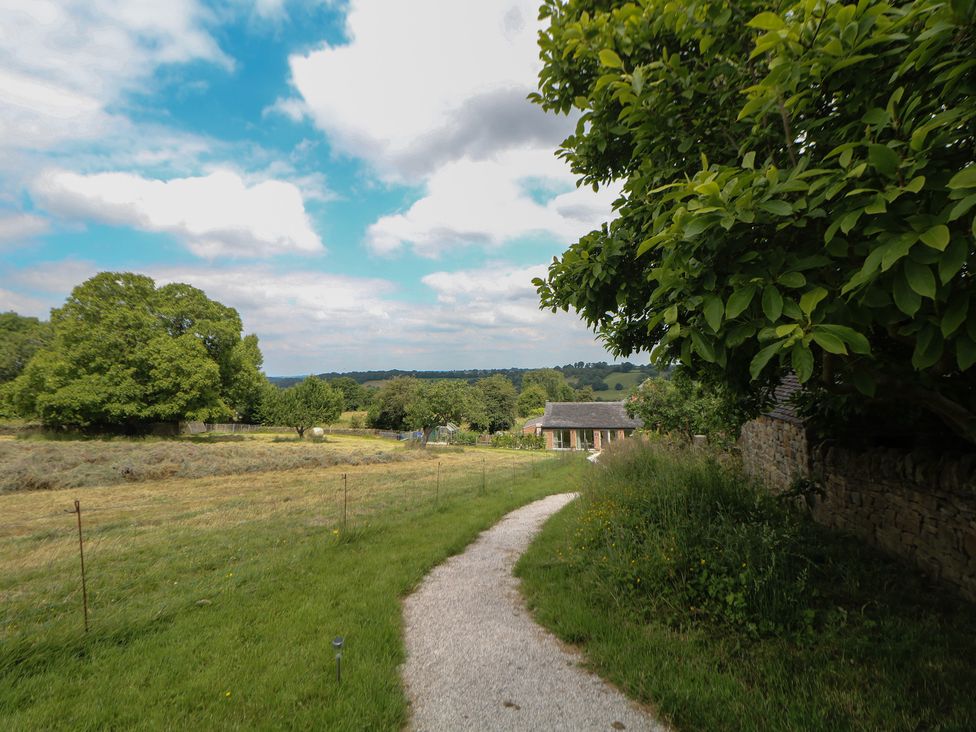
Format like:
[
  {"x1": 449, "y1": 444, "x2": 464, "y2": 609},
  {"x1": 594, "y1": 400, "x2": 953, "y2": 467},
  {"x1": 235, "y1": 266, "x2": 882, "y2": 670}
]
[{"x1": 523, "y1": 401, "x2": 642, "y2": 451}]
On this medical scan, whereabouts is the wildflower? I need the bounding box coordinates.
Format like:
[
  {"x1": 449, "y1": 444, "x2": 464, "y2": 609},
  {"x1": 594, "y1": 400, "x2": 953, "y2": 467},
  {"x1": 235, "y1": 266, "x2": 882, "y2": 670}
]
[
  {"x1": 225, "y1": 691, "x2": 232, "y2": 698},
  {"x1": 700, "y1": 559, "x2": 706, "y2": 566},
  {"x1": 332, "y1": 529, "x2": 340, "y2": 536}
]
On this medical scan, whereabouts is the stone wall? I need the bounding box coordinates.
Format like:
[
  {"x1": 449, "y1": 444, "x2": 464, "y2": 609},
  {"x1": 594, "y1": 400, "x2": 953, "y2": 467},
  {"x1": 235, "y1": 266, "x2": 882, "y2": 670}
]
[
  {"x1": 740, "y1": 416, "x2": 976, "y2": 603},
  {"x1": 739, "y1": 416, "x2": 810, "y2": 491}
]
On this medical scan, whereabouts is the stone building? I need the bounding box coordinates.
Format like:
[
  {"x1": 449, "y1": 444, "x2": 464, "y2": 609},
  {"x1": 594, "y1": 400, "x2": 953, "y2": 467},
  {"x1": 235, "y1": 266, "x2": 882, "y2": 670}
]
[{"x1": 522, "y1": 401, "x2": 642, "y2": 450}]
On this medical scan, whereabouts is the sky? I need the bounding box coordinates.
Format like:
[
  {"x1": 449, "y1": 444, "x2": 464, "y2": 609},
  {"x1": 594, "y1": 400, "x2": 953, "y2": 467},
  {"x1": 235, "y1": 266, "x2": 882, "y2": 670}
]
[{"x1": 0, "y1": 0, "x2": 627, "y2": 376}]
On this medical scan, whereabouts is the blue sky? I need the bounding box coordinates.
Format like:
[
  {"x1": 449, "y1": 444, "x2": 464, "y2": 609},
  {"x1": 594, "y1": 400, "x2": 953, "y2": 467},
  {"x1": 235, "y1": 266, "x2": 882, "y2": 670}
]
[{"x1": 0, "y1": 0, "x2": 624, "y2": 376}]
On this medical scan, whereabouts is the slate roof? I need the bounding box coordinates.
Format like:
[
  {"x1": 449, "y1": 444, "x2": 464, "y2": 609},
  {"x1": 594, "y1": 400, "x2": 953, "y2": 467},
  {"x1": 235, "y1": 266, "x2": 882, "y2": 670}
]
[
  {"x1": 539, "y1": 401, "x2": 643, "y2": 429},
  {"x1": 522, "y1": 416, "x2": 544, "y2": 429},
  {"x1": 764, "y1": 374, "x2": 803, "y2": 424}
]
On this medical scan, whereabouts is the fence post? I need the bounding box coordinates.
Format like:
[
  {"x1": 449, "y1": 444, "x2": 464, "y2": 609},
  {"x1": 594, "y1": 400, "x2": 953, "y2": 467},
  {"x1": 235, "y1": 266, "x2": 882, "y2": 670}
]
[
  {"x1": 72, "y1": 499, "x2": 89, "y2": 633},
  {"x1": 342, "y1": 473, "x2": 348, "y2": 533},
  {"x1": 436, "y1": 461, "x2": 441, "y2": 506}
]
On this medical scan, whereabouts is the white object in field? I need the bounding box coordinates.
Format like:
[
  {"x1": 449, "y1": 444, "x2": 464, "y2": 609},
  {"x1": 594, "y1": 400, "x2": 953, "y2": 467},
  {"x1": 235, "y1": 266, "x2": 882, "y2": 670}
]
[{"x1": 310, "y1": 427, "x2": 325, "y2": 438}]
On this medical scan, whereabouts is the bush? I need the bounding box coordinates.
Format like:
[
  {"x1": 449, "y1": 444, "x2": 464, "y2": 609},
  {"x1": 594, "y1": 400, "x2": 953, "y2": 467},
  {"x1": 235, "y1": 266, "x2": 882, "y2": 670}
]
[
  {"x1": 490, "y1": 432, "x2": 545, "y2": 450},
  {"x1": 570, "y1": 439, "x2": 815, "y2": 635},
  {"x1": 449, "y1": 430, "x2": 479, "y2": 446}
]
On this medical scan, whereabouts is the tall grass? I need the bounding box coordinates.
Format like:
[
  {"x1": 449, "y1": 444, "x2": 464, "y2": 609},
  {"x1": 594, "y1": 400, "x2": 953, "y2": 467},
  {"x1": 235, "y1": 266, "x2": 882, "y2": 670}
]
[
  {"x1": 0, "y1": 444, "x2": 577, "y2": 729},
  {"x1": 517, "y1": 439, "x2": 976, "y2": 731}
]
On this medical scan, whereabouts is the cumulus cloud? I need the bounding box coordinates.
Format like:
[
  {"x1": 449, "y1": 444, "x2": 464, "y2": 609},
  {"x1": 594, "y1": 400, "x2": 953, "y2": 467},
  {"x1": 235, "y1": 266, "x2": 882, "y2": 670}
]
[
  {"x1": 289, "y1": 0, "x2": 567, "y2": 179},
  {"x1": 366, "y1": 149, "x2": 621, "y2": 257},
  {"x1": 0, "y1": 0, "x2": 229, "y2": 151},
  {"x1": 33, "y1": 169, "x2": 325, "y2": 258}
]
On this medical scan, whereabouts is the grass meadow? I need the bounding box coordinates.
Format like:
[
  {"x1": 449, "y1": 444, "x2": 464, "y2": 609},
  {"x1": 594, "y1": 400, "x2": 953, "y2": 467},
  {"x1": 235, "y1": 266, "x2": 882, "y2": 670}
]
[
  {"x1": 0, "y1": 434, "x2": 580, "y2": 730},
  {"x1": 516, "y1": 440, "x2": 976, "y2": 732}
]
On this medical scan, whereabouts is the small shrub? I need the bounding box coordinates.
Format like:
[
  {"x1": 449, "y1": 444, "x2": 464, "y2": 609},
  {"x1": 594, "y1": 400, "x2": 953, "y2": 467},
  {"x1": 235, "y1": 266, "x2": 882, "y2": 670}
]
[
  {"x1": 349, "y1": 414, "x2": 365, "y2": 429},
  {"x1": 449, "y1": 430, "x2": 479, "y2": 446},
  {"x1": 490, "y1": 432, "x2": 545, "y2": 450}
]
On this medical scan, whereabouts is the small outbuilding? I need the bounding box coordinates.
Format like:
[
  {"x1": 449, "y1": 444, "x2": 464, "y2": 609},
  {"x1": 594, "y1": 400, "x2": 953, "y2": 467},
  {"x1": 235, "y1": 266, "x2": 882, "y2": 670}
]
[{"x1": 523, "y1": 401, "x2": 642, "y2": 450}]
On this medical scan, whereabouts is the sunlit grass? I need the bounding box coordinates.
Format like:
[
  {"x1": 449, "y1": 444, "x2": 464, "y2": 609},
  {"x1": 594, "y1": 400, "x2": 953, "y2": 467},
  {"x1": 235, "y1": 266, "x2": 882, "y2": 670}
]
[{"x1": 0, "y1": 439, "x2": 577, "y2": 730}]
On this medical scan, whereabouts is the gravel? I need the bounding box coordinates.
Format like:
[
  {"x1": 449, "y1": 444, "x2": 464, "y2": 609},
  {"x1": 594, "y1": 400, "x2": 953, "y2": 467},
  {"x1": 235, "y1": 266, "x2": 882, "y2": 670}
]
[{"x1": 402, "y1": 493, "x2": 667, "y2": 731}]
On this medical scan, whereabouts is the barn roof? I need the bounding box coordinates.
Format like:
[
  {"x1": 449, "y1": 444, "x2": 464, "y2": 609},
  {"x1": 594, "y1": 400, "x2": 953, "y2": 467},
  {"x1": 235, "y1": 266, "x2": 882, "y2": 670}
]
[{"x1": 539, "y1": 401, "x2": 643, "y2": 429}]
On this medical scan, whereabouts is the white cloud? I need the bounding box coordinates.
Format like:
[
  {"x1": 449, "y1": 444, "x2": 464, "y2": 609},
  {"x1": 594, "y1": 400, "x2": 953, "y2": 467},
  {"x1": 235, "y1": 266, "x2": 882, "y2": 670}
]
[
  {"x1": 6, "y1": 260, "x2": 613, "y2": 373},
  {"x1": 262, "y1": 96, "x2": 309, "y2": 123},
  {"x1": 33, "y1": 169, "x2": 325, "y2": 258},
  {"x1": 0, "y1": 213, "x2": 49, "y2": 242},
  {"x1": 367, "y1": 149, "x2": 621, "y2": 257},
  {"x1": 0, "y1": 0, "x2": 230, "y2": 152},
  {"x1": 289, "y1": 0, "x2": 571, "y2": 179}
]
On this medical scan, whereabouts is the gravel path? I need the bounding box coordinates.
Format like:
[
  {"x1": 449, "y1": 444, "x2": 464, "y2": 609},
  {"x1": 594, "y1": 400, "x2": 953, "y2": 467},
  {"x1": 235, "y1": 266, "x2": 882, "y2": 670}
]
[{"x1": 402, "y1": 493, "x2": 667, "y2": 732}]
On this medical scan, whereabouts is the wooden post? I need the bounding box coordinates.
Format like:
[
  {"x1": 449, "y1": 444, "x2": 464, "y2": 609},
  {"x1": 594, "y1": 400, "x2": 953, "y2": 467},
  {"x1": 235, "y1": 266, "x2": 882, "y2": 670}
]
[{"x1": 73, "y1": 500, "x2": 89, "y2": 633}]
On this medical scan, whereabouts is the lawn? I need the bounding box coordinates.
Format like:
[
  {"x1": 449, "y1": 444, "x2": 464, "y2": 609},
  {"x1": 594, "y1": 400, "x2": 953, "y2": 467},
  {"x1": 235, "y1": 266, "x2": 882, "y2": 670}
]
[
  {"x1": 0, "y1": 435, "x2": 580, "y2": 730},
  {"x1": 516, "y1": 441, "x2": 976, "y2": 732}
]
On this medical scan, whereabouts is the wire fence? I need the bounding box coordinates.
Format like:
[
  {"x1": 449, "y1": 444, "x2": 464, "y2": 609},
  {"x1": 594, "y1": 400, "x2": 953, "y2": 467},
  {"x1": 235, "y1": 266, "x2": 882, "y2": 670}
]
[{"x1": 0, "y1": 450, "x2": 571, "y2": 657}]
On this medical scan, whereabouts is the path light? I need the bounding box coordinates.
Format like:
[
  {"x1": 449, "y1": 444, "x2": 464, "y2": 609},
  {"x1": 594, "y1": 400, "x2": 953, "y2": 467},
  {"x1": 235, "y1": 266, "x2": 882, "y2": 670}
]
[{"x1": 332, "y1": 636, "x2": 344, "y2": 683}]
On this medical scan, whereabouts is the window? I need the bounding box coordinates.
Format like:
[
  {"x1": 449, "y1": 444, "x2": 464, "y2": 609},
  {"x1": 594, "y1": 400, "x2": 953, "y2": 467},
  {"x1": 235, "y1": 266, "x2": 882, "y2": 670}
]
[
  {"x1": 577, "y1": 429, "x2": 594, "y2": 450},
  {"x1": 552, "y1": 429, "x2": 571, "y2": 449}
]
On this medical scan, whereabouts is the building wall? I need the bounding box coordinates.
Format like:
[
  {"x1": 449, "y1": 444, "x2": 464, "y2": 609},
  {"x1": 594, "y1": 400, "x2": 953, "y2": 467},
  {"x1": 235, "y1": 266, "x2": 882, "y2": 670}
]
[{"x1": 739, "y1": 416, "x2": 976, "y2": 602}]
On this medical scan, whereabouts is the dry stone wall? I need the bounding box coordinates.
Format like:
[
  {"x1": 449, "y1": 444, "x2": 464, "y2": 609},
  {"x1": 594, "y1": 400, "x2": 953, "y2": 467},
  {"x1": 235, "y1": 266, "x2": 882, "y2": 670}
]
[{"x1": 740, "y1": 416, "x2": 976, "y2": 603}]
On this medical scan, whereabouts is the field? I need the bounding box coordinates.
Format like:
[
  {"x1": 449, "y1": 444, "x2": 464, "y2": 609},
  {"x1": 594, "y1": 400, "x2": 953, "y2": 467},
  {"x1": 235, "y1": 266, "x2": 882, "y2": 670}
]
[{"x1": 0, "y1": 434, "x2": 579, "y2": 729}]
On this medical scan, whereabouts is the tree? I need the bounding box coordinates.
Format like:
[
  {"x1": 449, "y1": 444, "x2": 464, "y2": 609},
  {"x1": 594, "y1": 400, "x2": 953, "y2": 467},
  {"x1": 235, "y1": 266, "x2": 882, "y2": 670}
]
[
  {"x1": 367, "y1": 377, "x2": 421, "y2": 430},
  {"x1": 628, "y1": 375, "x2": 743, "y2": 439},
  {"x1": 0, "y1": 312, "x2": 52, "y2": 383},
  {"x1": 5, "y1": 273, "x2": 266, "y2": 428},
  {"x1": 404, "y1": 380, "x2": 478, "y2": 445},
  {"x1": 328, "y1": 376, "x2": 368, "y2": 411},
  {"x1": 522, "y1": 368, "x2": 575, "y2": 401},
  {"x1": 533, "y1": 1, "x2": 976, "y2": 443},
  {"x1": 516, "y1": 384, "x2": 548, "y2": 417},
  {"x1": 263, "y1": 376, "x2": 343, "y2": 437},
  {"x1": 574, "y1": 385, "x2": 596, "y2": 402},
  {"x1": 474, "y1": 374, "x2": 518, "y2": 432}
]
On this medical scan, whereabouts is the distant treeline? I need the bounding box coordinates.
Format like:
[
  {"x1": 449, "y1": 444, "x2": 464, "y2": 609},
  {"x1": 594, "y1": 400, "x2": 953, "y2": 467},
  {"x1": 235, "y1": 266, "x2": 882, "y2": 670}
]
[{"x1": 269, "y1": 362, "x2": 660, "y2": 390}]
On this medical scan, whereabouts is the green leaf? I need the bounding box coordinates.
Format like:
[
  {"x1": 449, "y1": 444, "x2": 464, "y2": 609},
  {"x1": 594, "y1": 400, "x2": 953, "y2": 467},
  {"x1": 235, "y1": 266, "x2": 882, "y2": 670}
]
[
  {"x1": 864, "y1": 194, "x2": 887, "y2": 214},
  {"x1": 664, "y1": 304, "x2": 679, "y2": 324},
  {"x1": 726, "y1": 323, "x2": 755, "y2": 347},
  {"x1": 775, "y1": 324, "x2": 800, "y2": 337},
  {"x1": 904, "y1": 175, "x2": 926, "y2": 193},
  {"x1": 742, "y1": 151, "x2": 756, "y2": 169},
  {"x1": 598, "y1": 48, "x2": 623, "y2": 69},
  {"x1": 762, "y1": 286, "x2": 783, "y2": 322},
  {"x1": 947, "y1": 166, "x2": 976, "y2": 190},
  {"x1": 747, "y1": 12, "x2": 786, "y2": 30},
  {"x1": 903, "y1": 260, "x2": 937, "y2": 299},
  {"x1": 919, "y1": 224, "x2": 950, "y2": 251},
  {"x1": 817, "y1": 325, "x2": 871, "y2": 355},
  {"x1": 778, "y1": 272, "x2": 806, "y2": 288},
  {"x1": 868, "y1": 144, "x2": 900, "y2": 177},
  {"x1": 851, "y1": 371, "x2": 876, "y2": 397},
  {"x1": 791, "y1": 344, "x2": 815, "y2": 382},
  {"x1": 703, "y1": 295, "x2": 724, "y2": 332},
  {"x1": 749, "y1": 341, "x2": 783, "y2": 380},
  {"x1": 861, "y1": 108, "x2": 889, "y2": 126},
  {"x1": 691, "y1": 331, "x2": 717, "y2": 363},
  {"x1": 759, "y1": 200, "x2": 793, "y2": 216},
  {"x1": 957, "y1": 337, "x2": 976, "y2": 371},
  {"x1": 811, "y1": 330, "x2": 848, "y2": 355},
  {"x1": 939, "y1": 237, "x2": 968, "y2": 284},
  {"x1": 948, "y1": 193, "x2": 976, "y2": 221},
  {"x1": 799, "y1": 287, "x2": 828, "y2": 316},
  {"x1": 912, "y1": 326, "x2": 943, "y2": 370},
  {"x1": 941, "y1": 295, "x2": 969, "y2": 337},
  {"x1": 725, "y1": 286, "x2": 757, "y2": 319},
  {"x1": 893, "y1": 271, "x2": 922, "y2": 317}
]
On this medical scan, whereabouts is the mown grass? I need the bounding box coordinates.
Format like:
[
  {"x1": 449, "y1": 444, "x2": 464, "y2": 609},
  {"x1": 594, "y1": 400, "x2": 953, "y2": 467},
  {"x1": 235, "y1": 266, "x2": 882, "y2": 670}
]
[
  {"x1": 516, "y1": 440, "x2": 976, "y2": 732},
  {"x1": 0, "y1": 434, "x2": 426, "y2": 493},
  {"x1": 1, "y1": 441, "x2": 579, "y2": 730}
]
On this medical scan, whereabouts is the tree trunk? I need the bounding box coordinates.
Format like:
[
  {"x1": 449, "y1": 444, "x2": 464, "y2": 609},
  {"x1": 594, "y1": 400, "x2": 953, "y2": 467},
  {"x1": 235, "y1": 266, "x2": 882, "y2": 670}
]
[
  {"x1": 422, "y1": 426, "x2": 432, "y2": 447},
  {"x1": 296, "y1": 426, "x2": 305, "y2": 438}
]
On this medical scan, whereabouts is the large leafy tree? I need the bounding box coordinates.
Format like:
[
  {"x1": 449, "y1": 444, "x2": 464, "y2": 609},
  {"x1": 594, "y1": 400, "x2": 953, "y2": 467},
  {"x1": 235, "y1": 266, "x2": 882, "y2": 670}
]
[
  {"x1": 522, "y1": 368, "x2": 576, "y2": 401},
  {"x1": 6, "y1": 272, "x2": 266, "y2": 427},
  {"x1": 532, "y1": 0, "x2": 976, "y2": 442},
  {"x1": 405, "y1": 380, "x2": 480, "y2": 445},
  {"x1": 262, "y1": 376, "x2": 343, "y2": 437},
  {"x1": 473, "y1": 374, "x2": 519, "y2": 432},
  {"x1": 0, "y1": 312, "x2": 52, "y2": 384}
]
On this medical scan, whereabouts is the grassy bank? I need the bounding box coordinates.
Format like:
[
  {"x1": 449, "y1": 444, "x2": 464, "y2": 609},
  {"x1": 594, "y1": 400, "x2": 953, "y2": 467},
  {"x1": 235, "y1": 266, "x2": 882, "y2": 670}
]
[
  {"x1": 516, "y1": 440, "x2": 976, "y2": 732},
  {"x1": 1, "y1": 442, "x2": 578, "y2": 729}
]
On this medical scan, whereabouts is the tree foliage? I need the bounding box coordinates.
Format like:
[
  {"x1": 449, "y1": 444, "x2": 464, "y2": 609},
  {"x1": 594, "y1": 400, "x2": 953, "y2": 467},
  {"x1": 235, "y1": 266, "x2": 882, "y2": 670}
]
[
  {"x1": 5, "y1": 273, "x2": 266, "y2": 427},
  {"x1": 262, "y1": 376, "x2": 343, "y2": 437},
  {"x1": 628, "y1": 375, "x2": 745, "y2": 439},
  {"x1": 0, "y1": 312, "x2": 52, "y2": 384},
  {"x1": 522, "y1": 368, "x2": 576, "y2": 401},
  {"x1": 405, "y1": 380, "x2": 480, "y2": 445},
  {"x1": 516, "y1": 384, "x2": 549, "y2": 417},
  {"x1": 367, "y1": 377, "x2": 422, "y2": 430},
  {"x1": 532, "y1": 0, "x2": 976, "y2": 442},
  {"x1": 473, "y1": 374, "x2": 519, "y2": 432}
]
